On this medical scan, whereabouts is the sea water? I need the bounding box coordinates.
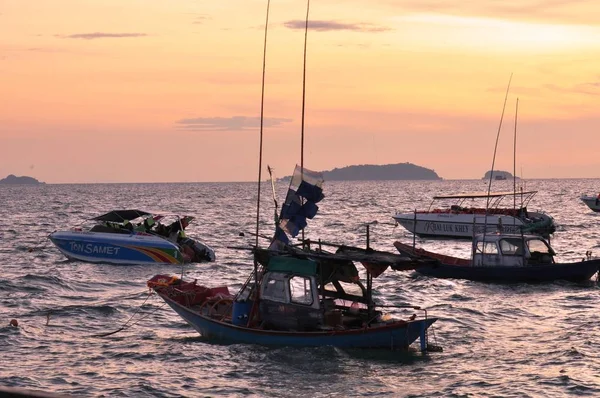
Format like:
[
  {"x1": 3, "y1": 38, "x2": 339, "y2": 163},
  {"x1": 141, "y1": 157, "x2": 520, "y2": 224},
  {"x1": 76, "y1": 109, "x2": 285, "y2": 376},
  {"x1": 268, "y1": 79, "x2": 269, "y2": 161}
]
[{"x1": 1, "y1": 179, "x2": 599, "y2": 397}]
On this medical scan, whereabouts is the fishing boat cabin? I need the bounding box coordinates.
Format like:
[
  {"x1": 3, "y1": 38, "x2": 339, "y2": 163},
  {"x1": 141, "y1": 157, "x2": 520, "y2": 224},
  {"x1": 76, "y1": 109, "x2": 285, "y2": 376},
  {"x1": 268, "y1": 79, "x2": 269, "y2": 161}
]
[
  {"x1": 252, "y1": 254, "x2": 382, "y2": 331},
  {"x1": 473, "y1": 233, "x2": 555, "y2": 267}
]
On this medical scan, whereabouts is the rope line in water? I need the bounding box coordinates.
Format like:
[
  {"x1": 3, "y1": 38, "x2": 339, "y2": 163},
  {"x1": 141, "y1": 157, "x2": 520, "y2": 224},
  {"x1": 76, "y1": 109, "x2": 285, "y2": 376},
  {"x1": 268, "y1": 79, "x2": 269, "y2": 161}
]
[{"x1": 90, "y1": 291, "x2": 162, "y2": 338}]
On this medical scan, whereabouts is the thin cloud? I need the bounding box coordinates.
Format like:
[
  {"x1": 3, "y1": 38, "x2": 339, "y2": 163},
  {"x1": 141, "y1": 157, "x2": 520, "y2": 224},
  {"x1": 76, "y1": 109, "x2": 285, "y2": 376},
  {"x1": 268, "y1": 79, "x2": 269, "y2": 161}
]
[
  {"x1": 284, "y1": 20, "x2": 391, "y2": 33},
  {"x1": 26, "y1": 47, "x2": 70, "y2": 53},
  {"x1": 57, "y1": 32, "x2": 148, "y2": 40},
  {"x1": 334, "y1": 43, "x2": 372, "y2": 49},
  {"x1": 176, "y1": 116, "x2": 293, "y2": 131},
  {"x1": 193, "y1": 15, "x2": 211, "y2": 25},
  {"x1": 374, "y1": 0, "x2": 598, "y2": 25},
  {"x1": 485, "y1": 84, "x2": 542, "y2": 96},
  {"x1": 487, "y1": 81, "x2": 600, "y2": 97},
  {"x1": 545, "y1": 82, "x2": 600, "y2": 96}
]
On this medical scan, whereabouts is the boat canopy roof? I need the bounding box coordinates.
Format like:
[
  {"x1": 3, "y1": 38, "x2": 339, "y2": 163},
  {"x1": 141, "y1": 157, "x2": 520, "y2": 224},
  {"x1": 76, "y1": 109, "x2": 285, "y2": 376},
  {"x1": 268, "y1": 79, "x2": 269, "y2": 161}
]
[
  {"x1": 475, "y1": 232, "x2": 547, "y2": 243},
  {"x1": 433, "y1": 191, "x2": 537, "y2": 200},
  {"x1": 256, "y1": 244, "x2": 437, "y2": 277},
  {"x1": 92, "y1": 209, "x2": 152, "y2": 222}
]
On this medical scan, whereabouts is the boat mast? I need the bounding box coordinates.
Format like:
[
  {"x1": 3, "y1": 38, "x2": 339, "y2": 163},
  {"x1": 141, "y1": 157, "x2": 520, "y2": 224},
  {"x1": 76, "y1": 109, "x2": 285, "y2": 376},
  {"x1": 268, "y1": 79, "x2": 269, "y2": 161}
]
[
  {"x1": 254, "y1": 0, "x2": 271, "y2": 273},
  {"x1": 513, "y1": 98, "x2": 518, "y2": 226},
  {"x1": 300, "y1": 0, "x2": 310, "y2": 244},
  {"x1": 521, "y1": 167, "x2": 524, "y2": 205},
  {"x1": 483, "y1": 73, "x2": 512, "y2": 238}
]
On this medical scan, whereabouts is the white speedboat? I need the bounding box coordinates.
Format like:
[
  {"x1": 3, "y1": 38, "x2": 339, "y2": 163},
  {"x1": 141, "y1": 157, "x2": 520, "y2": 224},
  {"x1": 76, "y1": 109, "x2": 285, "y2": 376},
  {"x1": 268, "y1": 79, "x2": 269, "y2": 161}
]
[
  {"x1": 393, "y1": 191, "x2": 555, "y2": 239},
  {"x1": 580, "y1": 195, "x2": 600, "y2": 212},
  {"x1": 49, "y1": 209, "x2": 215, "y2": 265}
]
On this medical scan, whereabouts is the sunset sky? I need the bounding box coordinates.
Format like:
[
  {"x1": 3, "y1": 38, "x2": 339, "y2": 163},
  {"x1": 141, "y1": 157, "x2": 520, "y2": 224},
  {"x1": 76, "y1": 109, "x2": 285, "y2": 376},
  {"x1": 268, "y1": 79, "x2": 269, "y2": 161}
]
[{"x1": 1, "y1": 0, "x2": 599, "y2": 183}]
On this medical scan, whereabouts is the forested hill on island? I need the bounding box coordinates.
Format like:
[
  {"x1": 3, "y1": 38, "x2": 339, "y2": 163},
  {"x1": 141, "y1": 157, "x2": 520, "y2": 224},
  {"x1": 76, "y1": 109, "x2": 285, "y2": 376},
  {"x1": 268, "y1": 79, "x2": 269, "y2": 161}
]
[
  {"x1": 482, "y1": 170, "x2": 518, "y2": 180},
  {"x1": 0, "y1": 174, "x2": 45, "y2": 185},
  {"x1": 280, "y1": 163, "x2": 442, "y2": 181}
]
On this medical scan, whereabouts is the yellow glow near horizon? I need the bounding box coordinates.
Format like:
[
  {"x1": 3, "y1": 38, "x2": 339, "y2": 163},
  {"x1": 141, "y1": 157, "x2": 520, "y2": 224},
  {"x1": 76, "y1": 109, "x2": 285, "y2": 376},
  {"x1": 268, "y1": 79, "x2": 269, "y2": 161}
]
[
  {"x1": 394, "y1": 14, "x2": 600, "y2": 52},
  {"x1": 1, "y1": 1, "x2": 600, "y2": 182}
]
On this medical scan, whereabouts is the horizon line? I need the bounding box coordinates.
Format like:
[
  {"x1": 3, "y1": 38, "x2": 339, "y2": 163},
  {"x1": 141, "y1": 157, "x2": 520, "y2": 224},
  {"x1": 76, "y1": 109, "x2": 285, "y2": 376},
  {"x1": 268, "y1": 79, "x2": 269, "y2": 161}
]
[{"x1": 3, "y1": 176, "x2": 600, "y2": 185}]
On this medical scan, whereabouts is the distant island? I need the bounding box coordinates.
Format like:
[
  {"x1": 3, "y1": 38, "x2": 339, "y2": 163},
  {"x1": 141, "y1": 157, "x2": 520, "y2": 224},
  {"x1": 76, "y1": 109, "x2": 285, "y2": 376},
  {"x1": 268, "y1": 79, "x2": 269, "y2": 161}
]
[
  {"x1": 280, "y1": 163, "x2": 442, "y2": 181},
  {"x1": 482, "y1": 170, "x2": 518, "y2": 180},
  {"x1": 0, "y1": 174, "x2": 45, "y2": 185}
]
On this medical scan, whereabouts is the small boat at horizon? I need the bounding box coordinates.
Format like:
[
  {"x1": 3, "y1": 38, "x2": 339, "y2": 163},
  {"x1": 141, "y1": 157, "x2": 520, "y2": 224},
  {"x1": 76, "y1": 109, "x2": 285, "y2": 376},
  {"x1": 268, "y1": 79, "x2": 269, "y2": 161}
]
[
  {"x1": 394, "y1": 232, "x2": 599, "y2": 283},
  {"x1": 49, "y1": 209, "x2": 215, "y2": 265},
  {"x1": 393, "y1": 191, "x2": 556, "y2": 239}
]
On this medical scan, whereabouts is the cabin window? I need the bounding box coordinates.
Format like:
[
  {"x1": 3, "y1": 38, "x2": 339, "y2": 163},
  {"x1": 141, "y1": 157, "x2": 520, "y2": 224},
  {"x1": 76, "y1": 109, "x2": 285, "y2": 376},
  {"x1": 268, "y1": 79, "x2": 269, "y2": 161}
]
[
  {"x1": 324, "y1": 283, "x2": 337, "y2": 293},
  {"x1": 324, "y1": 281, "x2": 362, "y2": 296},
  {"x1": 499, "y1": 238, "x2": 524, "y2": 255},
  {"x1": 477, "y1": 242, "x2": 498, "y2": 254},
  {"x1": 262, "y1": 277, "x2": 287, "y2": 303},
  {"x1": 527, "y1": 239, "x2": 551, "y2": 254},
  {"x1": 336, "y1": 281, "x2": 363, "y2": 297},
  {"x1": 289, "y1": 276, "x2": 313, "y2": 306}
]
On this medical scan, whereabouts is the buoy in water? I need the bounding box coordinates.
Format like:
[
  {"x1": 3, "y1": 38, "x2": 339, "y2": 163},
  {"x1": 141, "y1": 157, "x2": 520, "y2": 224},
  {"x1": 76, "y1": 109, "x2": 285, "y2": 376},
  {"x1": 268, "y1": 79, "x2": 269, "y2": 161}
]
[{"x1": 9, "y1": 319, "x2": 18, "y2": 327}]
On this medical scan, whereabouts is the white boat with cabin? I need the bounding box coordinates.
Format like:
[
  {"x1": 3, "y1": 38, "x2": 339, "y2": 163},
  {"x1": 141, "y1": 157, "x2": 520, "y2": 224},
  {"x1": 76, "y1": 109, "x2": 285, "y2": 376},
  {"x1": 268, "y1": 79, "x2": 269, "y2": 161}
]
[{"x1": 393, "y1": 191, "x2": 555, "y2": 239}]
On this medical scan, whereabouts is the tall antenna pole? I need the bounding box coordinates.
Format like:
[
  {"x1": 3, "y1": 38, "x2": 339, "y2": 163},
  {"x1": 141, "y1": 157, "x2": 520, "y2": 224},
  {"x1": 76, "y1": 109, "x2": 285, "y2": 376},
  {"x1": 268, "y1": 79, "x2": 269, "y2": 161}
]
[
  {"x1": 300, "y1": 0, "x2": 310, "y2": 173},
  {"x1": 513, "y1": 98, "x2": 519, "y2": 224},
  {"x1": 300, "y1": 0, "x2": 310, "y2": 244},
  {"x1": 255, "y1": 0, "x2": 271, "y2": 252},
  {"x1": 483, "y1": 73, "x2": 512, "y2": 238}
]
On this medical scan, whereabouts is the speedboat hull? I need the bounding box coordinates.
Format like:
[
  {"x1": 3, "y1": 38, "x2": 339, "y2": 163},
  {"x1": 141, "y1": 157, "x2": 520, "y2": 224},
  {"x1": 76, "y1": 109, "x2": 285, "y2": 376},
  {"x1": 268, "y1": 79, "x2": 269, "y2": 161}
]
[
  {"x1": 158, "y1": 291, "x2": 437, "y2": 350},
  {"x1": 49, "y1": 230, "x2": 184, "y2": 265},
  {"x1": 581, "y1": 196, "x2": 600, "y2": 212},
  {"x1": 393, "y1": 211, "x2": 554, "y2": 239}
]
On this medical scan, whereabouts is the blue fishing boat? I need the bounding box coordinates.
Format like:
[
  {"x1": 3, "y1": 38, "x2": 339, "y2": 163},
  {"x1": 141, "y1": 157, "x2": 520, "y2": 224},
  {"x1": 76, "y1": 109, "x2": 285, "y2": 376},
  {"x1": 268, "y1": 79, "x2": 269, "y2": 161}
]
[
  {"x1": 149, "y1": 257, "x2": 436, "y2": 350},
  {"x1": 49, "y1": 209, "x2": 215, "y2": 265},
  {"x1": 394, "y1": 233, "x2": 600, "y2": 283},
  {"x1": 149, "y1": 166, "x2": 440, "y2": 351},
  {"x1": 148, "y1": 3, "x2": 440, "y2": 351}
]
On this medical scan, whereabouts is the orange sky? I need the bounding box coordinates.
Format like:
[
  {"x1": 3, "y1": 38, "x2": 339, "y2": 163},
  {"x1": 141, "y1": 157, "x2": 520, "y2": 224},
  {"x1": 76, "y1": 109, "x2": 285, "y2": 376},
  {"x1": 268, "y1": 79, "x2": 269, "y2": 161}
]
[{"x1": 1, "y1": 0, "x2": 599, "y2": 183}]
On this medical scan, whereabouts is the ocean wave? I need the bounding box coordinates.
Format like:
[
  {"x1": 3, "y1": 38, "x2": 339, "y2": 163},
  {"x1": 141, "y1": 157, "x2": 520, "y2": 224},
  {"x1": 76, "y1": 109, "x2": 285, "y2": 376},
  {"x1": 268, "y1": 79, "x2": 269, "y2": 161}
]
[{"x1": 2, "y1": 180, "x2": 600, "y2": 397}]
